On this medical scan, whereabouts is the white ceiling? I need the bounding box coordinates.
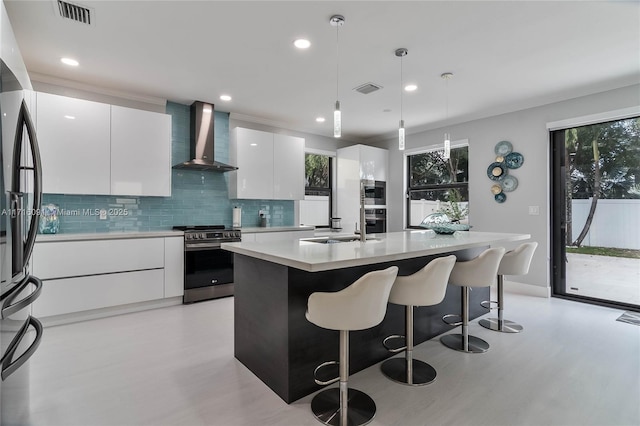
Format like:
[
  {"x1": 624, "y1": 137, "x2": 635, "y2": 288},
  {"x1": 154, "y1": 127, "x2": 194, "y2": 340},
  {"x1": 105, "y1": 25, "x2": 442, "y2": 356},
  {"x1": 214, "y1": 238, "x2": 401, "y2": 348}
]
[{"x1": 5, "y1": 0, "x2": 640, "y2": 142}]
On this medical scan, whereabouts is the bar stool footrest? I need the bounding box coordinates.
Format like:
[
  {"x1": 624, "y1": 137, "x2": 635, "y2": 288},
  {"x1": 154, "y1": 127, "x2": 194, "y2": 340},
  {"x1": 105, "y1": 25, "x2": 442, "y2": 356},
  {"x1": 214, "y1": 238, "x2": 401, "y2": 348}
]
[
  {"x1": 311, "y1": 387, "x2": 376, "y2": 426},
  {"x1": 480, "y1": 300, "x2": 499, "y2": 310},
  {"x1": 442, "y1": 313, "x2": 463, "y2": 327},
  {"x1": 313, "y1": 361, "x2": 340, "y2": 386},
  {"x1": 479, "y1": 318, "x2": 523, "y2": 333},
  {"x1": 382, "y1": 335, "x2": 406, "y2": 353}
]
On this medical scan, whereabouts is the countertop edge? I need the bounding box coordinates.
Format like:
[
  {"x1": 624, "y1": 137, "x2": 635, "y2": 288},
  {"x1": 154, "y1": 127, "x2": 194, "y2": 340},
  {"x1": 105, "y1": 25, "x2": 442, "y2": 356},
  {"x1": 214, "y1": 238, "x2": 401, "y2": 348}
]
[
  {"x1": 36, "y1": 230, "x2": 184, "y2": 242},
  {"x1": 222, "y1": 231, "x2": 531, "y2": 272},
  {"x1": 240, "y1": 226, "x2": 315, "y2": 234}
]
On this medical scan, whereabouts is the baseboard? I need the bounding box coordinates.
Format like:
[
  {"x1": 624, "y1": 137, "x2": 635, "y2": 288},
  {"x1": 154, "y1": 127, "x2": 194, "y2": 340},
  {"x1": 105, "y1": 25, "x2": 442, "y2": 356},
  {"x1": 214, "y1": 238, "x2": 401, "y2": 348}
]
[
  {"x1": 38, "y1": 297, "x2": 183, "y2": 327},
  {"x1": 503, "y1": 280, "x2": 550, "y2": 298}
]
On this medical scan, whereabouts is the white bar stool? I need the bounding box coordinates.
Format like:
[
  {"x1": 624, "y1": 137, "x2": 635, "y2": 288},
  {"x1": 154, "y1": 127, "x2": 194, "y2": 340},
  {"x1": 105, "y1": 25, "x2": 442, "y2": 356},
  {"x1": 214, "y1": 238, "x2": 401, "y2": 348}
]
[
  {"x1": 440, "y1": 247, "x2": 505, "y2": 353},
  {"x1": 381, "y1": 255, "x2": 456, "y2": 386},
  {"x1": 480, "y1": 242, "x2": 538, "y2": 333},
  {"x1": 306, "y1": 266, "x2": 399, "y2": 426}
]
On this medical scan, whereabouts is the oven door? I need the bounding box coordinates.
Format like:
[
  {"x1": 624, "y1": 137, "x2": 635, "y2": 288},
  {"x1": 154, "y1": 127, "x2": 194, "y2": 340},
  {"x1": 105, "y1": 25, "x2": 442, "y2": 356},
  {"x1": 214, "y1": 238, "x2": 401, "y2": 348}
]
[
  {"x1": 365, "y1": 208, "x2": 386, "y2": 234},
  {"x1": 363, "y1": 181, "x2": 386, "y2": 205},
  {"x1": 184, "y1": 246, "x2": 234, "y2": 290}
]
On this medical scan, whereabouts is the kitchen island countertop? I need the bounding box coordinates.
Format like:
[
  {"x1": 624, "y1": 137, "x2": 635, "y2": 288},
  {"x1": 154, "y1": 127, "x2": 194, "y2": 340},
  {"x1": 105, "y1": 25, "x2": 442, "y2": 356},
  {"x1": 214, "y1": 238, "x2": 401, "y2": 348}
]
[{"x1": 222, "y1": 230, "x2": 530, "y2": 272}]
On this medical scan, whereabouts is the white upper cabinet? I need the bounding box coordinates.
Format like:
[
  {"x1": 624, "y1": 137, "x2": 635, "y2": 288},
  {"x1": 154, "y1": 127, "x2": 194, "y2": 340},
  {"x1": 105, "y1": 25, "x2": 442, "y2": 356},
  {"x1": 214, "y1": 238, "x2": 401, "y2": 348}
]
[
  {"x1": 111, "y1": 105, "x2": 171, "y2": 196},
  {"x1": 273, "y1": 134, "x2": 304, "y2": 200},
  {"x1": 35, "y1": 92, "x2": 172, "y2": 196},
  {"x1": 359, "y1": 145, "x2": 388, "y2": 182},
  {"x1": 36, "y1": 92, "x2": 111, "y2": 195},
  {"x1": 230, "y1": 127, "x2": 304, "y2": 200}
]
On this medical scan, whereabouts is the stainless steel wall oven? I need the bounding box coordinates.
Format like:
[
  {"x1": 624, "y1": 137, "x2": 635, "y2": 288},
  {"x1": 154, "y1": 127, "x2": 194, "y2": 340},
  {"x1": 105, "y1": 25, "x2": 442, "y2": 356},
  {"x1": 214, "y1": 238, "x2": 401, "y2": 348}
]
[
  {"x1": 363, "y1": 180, "x2": 386, "y2": 205},
  {"x1": 365, "y1": 208, "x2": 386, "y2": 234}
]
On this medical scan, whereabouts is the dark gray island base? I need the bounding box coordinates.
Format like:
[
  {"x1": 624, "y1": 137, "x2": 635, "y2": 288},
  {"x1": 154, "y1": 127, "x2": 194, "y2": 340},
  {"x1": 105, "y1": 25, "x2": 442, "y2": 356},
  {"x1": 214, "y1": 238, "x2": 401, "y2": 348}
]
[{"x1": 233, "y1": 247, "x2": 488, "y2": 404}]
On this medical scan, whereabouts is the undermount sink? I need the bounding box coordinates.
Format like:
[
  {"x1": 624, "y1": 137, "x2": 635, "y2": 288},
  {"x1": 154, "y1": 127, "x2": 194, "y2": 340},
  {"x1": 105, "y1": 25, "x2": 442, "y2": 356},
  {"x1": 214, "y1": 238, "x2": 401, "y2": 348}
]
[{"x1": 302, "y1": 235, "x2": 381, "y2": 244}]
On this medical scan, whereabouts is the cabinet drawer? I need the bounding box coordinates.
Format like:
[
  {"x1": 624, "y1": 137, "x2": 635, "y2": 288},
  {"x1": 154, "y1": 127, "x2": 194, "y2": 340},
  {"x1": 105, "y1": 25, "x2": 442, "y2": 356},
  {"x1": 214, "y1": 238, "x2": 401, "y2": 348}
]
[
  {"x1": 32, "y1": 238, "x2": 165, "y2": 279},
  {"x1": 32, "y1": 269, "x2": 165, "y2": 317}
]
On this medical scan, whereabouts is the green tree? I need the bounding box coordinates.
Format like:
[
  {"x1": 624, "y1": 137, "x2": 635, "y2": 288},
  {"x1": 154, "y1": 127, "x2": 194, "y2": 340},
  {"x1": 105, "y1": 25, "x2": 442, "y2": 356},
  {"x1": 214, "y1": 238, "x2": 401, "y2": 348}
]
[{"x1": 305, "y1": 154, "x2": 329, "y2": 188}]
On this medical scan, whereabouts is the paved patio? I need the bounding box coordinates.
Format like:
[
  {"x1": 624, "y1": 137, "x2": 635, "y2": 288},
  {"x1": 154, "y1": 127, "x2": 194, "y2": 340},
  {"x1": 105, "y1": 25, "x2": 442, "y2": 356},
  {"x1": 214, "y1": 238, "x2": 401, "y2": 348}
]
[{"x1": 566, "y1": 253, "x2": 640, "y2": 306}]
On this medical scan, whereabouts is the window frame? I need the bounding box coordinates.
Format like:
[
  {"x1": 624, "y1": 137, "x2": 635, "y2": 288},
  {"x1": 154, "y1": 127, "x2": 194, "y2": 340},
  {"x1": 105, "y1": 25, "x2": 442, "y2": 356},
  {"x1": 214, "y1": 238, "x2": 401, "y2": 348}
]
[
  {"x1": 303, "y1": 150, "x2": 335, "y2": 228},
  {"x1": 404, "y1": 140, "x2": 469, "y2": 229}
]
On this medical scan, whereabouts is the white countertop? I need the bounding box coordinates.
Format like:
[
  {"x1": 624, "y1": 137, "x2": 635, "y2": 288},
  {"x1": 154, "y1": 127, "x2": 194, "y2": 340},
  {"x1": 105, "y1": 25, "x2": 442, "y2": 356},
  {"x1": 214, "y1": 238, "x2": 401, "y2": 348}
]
[
  {"x1": 240, "y1": 226, "x2": 315, "y2": 233},
  {"x1": 36, "y1": 230, "x2": 184, "y2": 242},
  {"x1": 221, "y1": 230, "x2": 530, "y2": 272}
]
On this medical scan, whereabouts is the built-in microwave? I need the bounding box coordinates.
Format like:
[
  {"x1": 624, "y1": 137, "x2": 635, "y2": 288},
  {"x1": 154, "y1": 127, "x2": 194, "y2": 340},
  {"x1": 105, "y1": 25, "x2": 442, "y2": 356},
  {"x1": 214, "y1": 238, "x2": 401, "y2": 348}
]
[{"x1": 363, "y1": 180, "x2": 386, "y2": 205}]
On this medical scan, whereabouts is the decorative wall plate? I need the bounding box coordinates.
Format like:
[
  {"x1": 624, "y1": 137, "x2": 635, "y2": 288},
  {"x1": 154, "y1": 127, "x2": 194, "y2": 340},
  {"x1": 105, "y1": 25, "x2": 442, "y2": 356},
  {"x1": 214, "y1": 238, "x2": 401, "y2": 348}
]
[
  {"x1": 494, "y1": 140, "x2": 513, "y2": 156},
  {"x1": 505, "y1": 152, "x2": 524, "y2": 169},
  {"x1": 491, "y1": 184, "x2": 503, "y2": 195},
  {"x1": 487, "y1": 162, "x2": 507, "y2": 180},
  {"x1": 501, "y1": 175, "x2": 519, "y2": 192},
  {"x1": 495, "y1": 156, "x2": 504, "y2": 163},
  {"x1": 495, "y1": 192, "x2": 507, "y2": 203}
]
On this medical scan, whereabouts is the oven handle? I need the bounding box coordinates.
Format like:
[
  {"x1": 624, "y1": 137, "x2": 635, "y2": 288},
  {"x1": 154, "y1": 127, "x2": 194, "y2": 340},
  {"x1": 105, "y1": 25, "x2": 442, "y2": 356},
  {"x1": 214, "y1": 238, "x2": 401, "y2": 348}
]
[{"x1": 184, "y1": 240, "x2": 240, "y2": 251}]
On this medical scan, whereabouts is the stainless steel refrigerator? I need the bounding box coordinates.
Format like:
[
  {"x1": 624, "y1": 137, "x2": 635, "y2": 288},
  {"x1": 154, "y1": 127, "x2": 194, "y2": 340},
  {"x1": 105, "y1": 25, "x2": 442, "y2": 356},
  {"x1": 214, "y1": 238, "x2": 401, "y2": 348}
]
[{"x1": 0, "y1": 53, "x2": 43, "y2": 426}]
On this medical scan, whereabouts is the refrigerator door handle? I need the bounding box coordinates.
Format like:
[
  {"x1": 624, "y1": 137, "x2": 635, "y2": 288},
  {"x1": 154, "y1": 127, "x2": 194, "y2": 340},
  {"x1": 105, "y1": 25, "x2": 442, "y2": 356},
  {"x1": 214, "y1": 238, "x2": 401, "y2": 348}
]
[
  {"x1": 1, "y1": 275, "x2": 42, "y2": 319},
  {"x1": 12, "y1": 99, "x2": 42, "y2": 272},
  {"x1": 0, "y1": 315, "x2": 43, "y2": 380}
]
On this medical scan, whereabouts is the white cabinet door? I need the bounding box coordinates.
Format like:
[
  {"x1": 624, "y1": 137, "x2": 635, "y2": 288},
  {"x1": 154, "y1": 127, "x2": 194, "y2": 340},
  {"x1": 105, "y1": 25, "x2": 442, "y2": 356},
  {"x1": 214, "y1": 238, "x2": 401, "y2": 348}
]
[
  {"x1": 36, "y1": 92, "x2": 111, "y2": 194},
  {"x1": 273, "y1": 134, "x2": 304, "y2": 200},
  {"x1": 111, "y1": 105, "x2": 171, "y2": 196},
  {"x1": 360, "y1": 145, "x2": 388, "y2": 182},
  {"x1": 230, "y1": 127, "x2": 274, "y2": 199},
  {"x1": 164, "y1": 237, "x2": 184, "y2": 298}
]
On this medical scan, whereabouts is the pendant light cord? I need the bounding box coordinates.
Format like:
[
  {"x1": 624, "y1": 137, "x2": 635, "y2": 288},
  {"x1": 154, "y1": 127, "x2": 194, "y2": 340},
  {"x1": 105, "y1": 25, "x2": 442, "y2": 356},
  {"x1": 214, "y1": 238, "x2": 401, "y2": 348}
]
[
  {"x1": 400, "y1": 55, "x2": 403, "y2": 121},
  {"x1": 336, "y1": 24, "x2": 339, "y2": 101}
]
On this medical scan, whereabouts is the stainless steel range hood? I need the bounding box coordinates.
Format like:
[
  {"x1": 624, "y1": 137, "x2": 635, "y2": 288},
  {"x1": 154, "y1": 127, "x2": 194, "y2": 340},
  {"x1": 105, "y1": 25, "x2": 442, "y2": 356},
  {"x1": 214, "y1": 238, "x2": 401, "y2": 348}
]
[{"x1": 172, "y1": 101, "x2": 238, "y2": 172}]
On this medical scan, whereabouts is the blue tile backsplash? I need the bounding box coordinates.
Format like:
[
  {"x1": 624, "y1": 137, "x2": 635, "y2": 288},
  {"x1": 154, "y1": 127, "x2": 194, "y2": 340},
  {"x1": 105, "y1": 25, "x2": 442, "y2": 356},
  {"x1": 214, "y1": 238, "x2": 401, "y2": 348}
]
[{"x1": 42, "y1": 101, "x2": 294, "y2": 233}]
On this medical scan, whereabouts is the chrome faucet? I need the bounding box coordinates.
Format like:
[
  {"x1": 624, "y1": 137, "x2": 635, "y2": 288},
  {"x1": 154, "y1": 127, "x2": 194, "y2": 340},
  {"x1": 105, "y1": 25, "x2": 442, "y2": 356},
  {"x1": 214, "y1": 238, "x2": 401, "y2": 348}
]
[{"x1": 358, "y1": 180, "x2": 370, "y2": 242}]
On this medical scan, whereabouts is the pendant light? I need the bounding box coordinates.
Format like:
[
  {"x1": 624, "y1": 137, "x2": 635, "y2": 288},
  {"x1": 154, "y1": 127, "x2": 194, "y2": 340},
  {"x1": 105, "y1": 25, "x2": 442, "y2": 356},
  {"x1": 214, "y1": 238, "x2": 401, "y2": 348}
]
[
  {"x1": 330, "y1": 15, "x2": 345, "y2": 138},
  {"x1": 441, "y1": 72, "x2": 453, "y2": 160},
  {"x1": 396, "y1": 48, "x2": 408, "y2": 151}
]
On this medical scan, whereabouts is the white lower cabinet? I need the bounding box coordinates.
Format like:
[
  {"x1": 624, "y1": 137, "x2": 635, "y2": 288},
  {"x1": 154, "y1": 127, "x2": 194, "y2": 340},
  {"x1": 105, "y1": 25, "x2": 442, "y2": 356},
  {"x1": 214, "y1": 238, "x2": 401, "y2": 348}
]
[
  {"x1": 32, "y1": 269, "x2": 164, "y2": 317},
  {"x1": 31, "y1": 236, "x2": 184, "y2": 319}
]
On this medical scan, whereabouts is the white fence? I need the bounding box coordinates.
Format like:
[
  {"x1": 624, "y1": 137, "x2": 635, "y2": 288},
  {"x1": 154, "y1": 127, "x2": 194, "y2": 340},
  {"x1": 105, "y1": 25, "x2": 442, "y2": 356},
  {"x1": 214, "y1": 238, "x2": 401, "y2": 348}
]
[
  {"x1": 571, "y1": 199, "x2": 640, "y2": 250},
  {"x1": 410, "y1": 200, "x2": 469, "y2": 227}
]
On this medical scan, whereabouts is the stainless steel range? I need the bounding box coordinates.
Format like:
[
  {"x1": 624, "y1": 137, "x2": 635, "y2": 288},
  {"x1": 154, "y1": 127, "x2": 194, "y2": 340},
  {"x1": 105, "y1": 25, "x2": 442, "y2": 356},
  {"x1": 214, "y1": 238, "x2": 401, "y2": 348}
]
[{"x1": 173, "y1": 225, "x2": 241, "y2": 304}]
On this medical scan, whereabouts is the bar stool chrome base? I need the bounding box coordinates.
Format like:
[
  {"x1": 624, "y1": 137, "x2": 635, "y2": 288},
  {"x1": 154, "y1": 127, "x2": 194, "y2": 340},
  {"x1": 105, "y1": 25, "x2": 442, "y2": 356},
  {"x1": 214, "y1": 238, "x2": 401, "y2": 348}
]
[
  {"x1": 479, "y1": 317, "x2": 523, "y2": 333},
  {"x1": 440, "y1": 333, "x2": 489, "y2": 353},
  {"x1": 311, "y1": 388, "x2": 376, "y2": 426},
  {"x1": 380, "y1": 358, "x2": 436, "y2": 386}
]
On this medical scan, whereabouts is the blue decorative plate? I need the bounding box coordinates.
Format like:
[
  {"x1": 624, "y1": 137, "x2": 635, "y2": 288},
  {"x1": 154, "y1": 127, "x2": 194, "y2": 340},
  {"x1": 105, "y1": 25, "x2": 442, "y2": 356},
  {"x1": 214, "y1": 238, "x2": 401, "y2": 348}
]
[
  {"x1": 494, "y1": 141, "x2": 513, "y2": 156},
  {"x1": 487, "y1": 162, "x2": 507, "y2": 180},
  {"x1": 495, "y1": 192, "x2": 507, "y2": 203},
  {"x1": 505, "y1": 152, "x2": 524, "y2": 169},
  {"x1": 501, "y1": 175, "x2": 518, "y2": 192}
]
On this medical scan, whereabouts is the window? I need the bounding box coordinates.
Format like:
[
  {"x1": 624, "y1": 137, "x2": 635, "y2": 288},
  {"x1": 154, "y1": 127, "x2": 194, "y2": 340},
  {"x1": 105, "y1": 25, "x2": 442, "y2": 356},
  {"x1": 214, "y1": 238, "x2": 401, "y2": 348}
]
[
  {"x1": 300, "y1": 153, "x2": 332, "y2": 227},
  {"x1": 406, "y1": 145, "x2": 469, "y2": 228}
]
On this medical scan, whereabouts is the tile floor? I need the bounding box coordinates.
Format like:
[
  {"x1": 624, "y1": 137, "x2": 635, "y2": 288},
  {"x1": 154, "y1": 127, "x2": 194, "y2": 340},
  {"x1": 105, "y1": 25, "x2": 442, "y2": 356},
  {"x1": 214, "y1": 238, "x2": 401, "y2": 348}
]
[{"x1": 21, "y1": 293, "x2": 640, "y2": 426}]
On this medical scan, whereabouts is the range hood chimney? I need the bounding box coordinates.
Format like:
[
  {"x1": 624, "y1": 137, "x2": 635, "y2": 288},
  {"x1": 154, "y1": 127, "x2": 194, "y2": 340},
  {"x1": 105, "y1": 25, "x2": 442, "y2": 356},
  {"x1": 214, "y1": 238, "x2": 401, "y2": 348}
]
[{"x1": 172, "y1": 101, "x2": 238, "y2": 172}]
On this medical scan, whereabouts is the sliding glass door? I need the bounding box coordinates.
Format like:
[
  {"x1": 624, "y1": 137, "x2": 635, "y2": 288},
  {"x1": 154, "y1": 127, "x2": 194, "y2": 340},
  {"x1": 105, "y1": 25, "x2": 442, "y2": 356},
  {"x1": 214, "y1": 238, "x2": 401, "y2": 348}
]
[{"x1": 551, "y1": 117, "x2": 640, "y2": 311}]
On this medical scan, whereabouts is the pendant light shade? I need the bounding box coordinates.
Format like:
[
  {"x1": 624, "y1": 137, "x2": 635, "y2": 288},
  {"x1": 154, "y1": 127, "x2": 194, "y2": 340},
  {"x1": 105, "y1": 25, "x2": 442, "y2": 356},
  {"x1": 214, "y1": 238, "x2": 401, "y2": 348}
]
[
  {"x1": 396, "y1": 48, "x2": 408, "y2": 151},
  {"x1": 334, "y1": 101, "x2": 341, "y2": 138},
  {"x1": 442, "y1": 72, "x2": 453, "y2": 159},
  {"x1": 330, "y1": 15, "x2": 344, "y2": 138}
]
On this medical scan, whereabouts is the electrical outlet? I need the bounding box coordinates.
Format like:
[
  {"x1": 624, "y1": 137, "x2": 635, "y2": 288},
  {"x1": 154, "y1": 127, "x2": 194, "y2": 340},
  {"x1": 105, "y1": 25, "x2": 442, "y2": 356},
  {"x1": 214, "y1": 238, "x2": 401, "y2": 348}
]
[
  {"x1": 99, "y1": 209, "x2": 107, "y2": 220},
  {"x1": 528, "y1": 206, "x2": 539, "y2": 216}
]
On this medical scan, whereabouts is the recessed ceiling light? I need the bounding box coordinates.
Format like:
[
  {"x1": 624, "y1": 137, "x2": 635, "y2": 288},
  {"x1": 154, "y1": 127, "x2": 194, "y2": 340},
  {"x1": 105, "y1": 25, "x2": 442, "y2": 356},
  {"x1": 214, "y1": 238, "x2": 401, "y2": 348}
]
[
  {"x1": 220, "y1": 95, "x2": 232, "y2": 101},
  {"x1": 64, "y1": 115, "x2": 76, "y2": 119},
  {"x1": 60, "y1": 57, "x2": 79, "y2": 66},
  {"x1": 404, "y1": 84, "x2": 418, "y2": 92},
  {"x1": 294, "y1": 39, "x2": 311, "y2": 49},
  {"x1": 315, "y1": 117, "x2": 326, "y2": 123}
]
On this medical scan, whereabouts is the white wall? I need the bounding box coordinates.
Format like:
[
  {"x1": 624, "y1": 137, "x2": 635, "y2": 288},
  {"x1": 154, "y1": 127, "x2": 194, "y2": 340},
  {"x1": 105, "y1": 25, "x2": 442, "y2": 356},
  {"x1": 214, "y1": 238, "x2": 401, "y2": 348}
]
[{"x1": 379, "y1": 83, "x2": 640, "y2": 291}]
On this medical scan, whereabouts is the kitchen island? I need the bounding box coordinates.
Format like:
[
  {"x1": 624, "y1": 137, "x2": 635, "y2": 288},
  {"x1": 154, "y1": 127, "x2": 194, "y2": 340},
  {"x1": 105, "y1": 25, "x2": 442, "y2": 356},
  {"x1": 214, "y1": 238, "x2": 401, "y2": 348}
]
[{"x1": 222, "y1": 230, "x2": 530, "y2": 403}]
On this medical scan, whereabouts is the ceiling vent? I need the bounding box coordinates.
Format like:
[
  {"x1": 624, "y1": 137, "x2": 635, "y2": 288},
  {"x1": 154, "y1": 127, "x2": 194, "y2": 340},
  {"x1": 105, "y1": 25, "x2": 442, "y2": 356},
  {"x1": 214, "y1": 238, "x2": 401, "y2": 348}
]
[
  {"x1": 353, "y1": 82, "x2": 383, "y2": 95},
  {"x1": 55, "y1": 0, "x2": 93, "y2": 25}
]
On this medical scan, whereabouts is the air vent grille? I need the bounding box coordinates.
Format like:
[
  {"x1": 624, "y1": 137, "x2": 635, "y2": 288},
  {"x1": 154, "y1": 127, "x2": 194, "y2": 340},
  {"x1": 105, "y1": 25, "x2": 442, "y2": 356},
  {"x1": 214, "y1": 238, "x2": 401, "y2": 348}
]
[
  {"x1": 353, "y1": 82, "x2": 383, "y2": 95},
  {"x1": 56, "y1": 0, "x2": 92, "y2": 25}
]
